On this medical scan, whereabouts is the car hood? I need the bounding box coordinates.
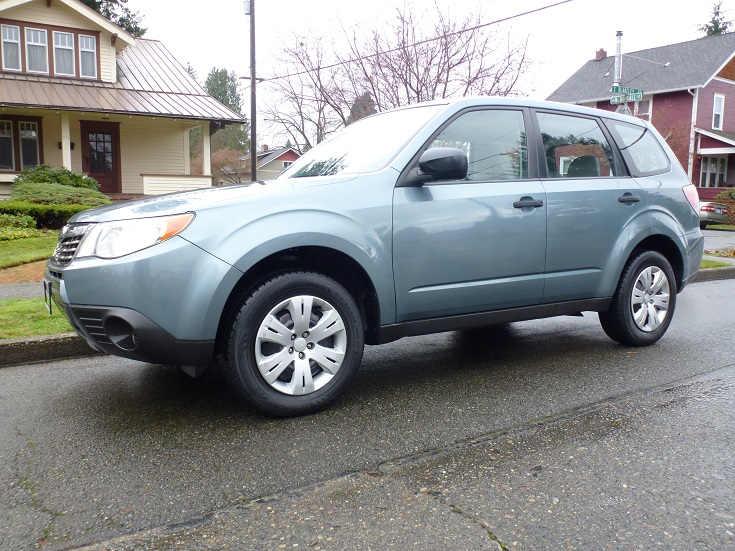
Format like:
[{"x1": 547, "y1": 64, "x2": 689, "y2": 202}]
[{"x1": 69, "y1": 175, "x2": 357, "y2": 223}]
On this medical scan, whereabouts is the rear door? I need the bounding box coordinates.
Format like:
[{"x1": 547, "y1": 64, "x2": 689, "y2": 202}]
[
  {"x1": 393, "y1": 108, "x2": 547, "y2": 322},
  {"x1": 534, "y1": 110, "x2": 645, "y2": 303}
]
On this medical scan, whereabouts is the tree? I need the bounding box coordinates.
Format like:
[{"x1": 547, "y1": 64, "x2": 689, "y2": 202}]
[
  {"x1": 264, "y1": 2, "x2": 529, "y2": 152},
  {"x1": 81, "y1": 0, "x2": 146, "y2": 37},
  {"x1": 699, "y1": 1, "x2": 732, "y2": 36},
  {"x1": 205, "y1": 68, "x2": 243, "y2": 115}
]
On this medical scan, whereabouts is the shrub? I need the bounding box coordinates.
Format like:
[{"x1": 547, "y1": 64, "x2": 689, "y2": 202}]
[
  {"x1": 15, "y1": 164, "x2": 99, "y2": 190},
  {"x1": 715, "y1": 188, "x2": 735, "y2": 201},
  {"x1": 0, "y1": 227, "x2": 45, "y2": 241},
  {"x1": 11, "y1": 181, "x2": 111, "y2": 207},
  {"x1": 0, "y1": 213, "x2": 36, "y2": 229},
  {"x1": 0, "y1": 201, "x2": 95, "y2": 229}
]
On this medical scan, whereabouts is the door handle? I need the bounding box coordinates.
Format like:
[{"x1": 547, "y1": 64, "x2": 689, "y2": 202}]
[
  {"x1": 618, "y1": 194, "x2": 641, "y2": 203},
  {"x1": 513, "y1": 198, "x2": 544, "y2": 208}
]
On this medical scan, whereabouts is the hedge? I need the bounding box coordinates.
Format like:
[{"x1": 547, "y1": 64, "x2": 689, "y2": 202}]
[
  {"x1": 0, "y1": 201, "x2": 94, "y2": 229},
  {"x1": 11, "y1": 181, "x2": 111, "y2": 206},
  {"x1": 15, "y1": 164, "x2": 99, "y2": 190}
]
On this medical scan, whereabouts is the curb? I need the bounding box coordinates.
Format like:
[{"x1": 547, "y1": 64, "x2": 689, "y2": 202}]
[
  {"x1": 0, "y1": 332, "x2": 102, "y2": 368},
  {"x1": 1, "y1": 267, "x2": 734, "y2": 369}
]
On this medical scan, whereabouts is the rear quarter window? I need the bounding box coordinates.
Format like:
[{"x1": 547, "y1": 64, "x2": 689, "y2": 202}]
[{"x1": 605, "y1": 119, "x2": 670, "y2": 176}]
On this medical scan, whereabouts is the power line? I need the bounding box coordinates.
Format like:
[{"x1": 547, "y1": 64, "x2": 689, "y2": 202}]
[{"x1": 260, "y1": 0, "x2": 574, "y2": 84}]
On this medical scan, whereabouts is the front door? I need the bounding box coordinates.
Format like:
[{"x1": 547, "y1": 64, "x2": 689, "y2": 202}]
[
  {"x1": 80, "y1": 121, "x2": 121, "y2": 194},
  {"x1": 393, "y1": 108, "x2": 547, "y2": 322}
]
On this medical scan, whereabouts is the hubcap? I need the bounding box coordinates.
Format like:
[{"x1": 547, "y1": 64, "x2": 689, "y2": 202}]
[
  {"x1": 630, "y1": 266, "x2": 670, "y2": 332},
  {"x1": 254, "y1": 295, "x2": 347, "y2": 395}
]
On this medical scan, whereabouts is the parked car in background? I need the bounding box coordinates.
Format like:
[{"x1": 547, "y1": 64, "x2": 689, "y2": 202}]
[
  {"x1": 699, "y1": 201, "x2": 729, "y2": 228},
  {"x1": 45, "y1": 97, "x2": 704, "y2": 417}
]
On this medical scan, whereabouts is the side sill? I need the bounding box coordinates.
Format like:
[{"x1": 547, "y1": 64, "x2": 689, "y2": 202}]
[{"x1": 377, "y1": 298, "x2": 611, "y2": 344}]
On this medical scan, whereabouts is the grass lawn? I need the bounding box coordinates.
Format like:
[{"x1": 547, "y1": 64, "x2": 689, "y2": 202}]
[
  {"x1": 0, "y1": 298, "x2": 71, "y2": 339},
  {"x1": 700, "y1": 259, "x2": 731, "y2": 269},
  {"x1": 0, "y1": 236, "x2": 58, "y2": 269},
  {"x1": 707, "y1": 224, "x2": 735, "y2": 231}
]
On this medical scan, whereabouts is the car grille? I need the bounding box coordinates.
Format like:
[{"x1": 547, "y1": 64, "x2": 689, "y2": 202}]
[
  {"x1": 74, "y1": 309, "x2": 112, "y2": 346},
  {"x1": 52, "y1": 224, "x2": 89, "y2": 265}
]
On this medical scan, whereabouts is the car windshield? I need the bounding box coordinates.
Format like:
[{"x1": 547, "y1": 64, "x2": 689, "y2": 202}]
[{"x1": 278, "y1": 104, "x2": 445, "y2": 178}]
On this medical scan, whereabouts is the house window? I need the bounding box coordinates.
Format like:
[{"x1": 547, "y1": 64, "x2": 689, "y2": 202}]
[
  {"x1": 53, "y1": 31, "x2": 75, "y2": 76},
  {"x1": 25, "y1": 28, "x2": 48, "y2": 73},
  {"x1": 700, "y1": 155, "x2": 728, "y2": 187},
  {"x1": 79, "y1": 35, "x2": 96, "y2": 78},
  {"x1": 0, "y1": 117, "x2": 43, "y2": 172},
  {"x1": 19, "y1": 121, "x2": 39, "y2": 168},
  {"x1": 1, "y1": 24, "x2": 20, "y2": 71},
  {"x1": 713, "y1": 94, "x2": 725, "y2": 131},
  {"x1": 283, "y1": 161, "x2": 293, "y2": 169},
  {"x1": 0, "y1": 121, "x2": 14, "y2": 170}
]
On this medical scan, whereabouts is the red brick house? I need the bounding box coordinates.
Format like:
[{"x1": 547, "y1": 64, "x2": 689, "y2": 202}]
[{"x1": 547, "y1": 32, "x2": 735, "y2": 200}]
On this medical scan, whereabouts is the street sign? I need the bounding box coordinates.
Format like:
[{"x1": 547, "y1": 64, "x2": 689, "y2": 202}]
[
  {"x1": 609, "y1": 91, "x2": 643, "y2": 105},
  {"x1": 610, "y1": 95, "x2": 626, "y2": 105},
  {"x1": 628, "y1": 92, "x2": 643, "y2": 101},
  {"x1": 611, "y1": 85, "x2": 643, "y2": 95}
]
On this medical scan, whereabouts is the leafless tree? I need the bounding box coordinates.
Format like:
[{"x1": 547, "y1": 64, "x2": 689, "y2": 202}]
[{"x1": 263, "y1": 2, "x2": 530, "y2": 152}]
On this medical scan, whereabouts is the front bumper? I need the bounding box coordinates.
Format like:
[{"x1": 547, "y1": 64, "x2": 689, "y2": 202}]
[{"x1": 50, "y1": 295, "x2": 215, "y2": 365}]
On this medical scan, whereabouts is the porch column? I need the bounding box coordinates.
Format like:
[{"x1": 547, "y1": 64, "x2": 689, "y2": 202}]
[
  {"x1": 201, "y1": 122, "x2": 211, "y2": 176},
  {"x1": 60, "y1": 113, "x2": 72, "y2": 170}
]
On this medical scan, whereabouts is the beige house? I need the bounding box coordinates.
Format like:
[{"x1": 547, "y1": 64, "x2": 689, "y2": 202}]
[{"x1": 0, "y1": 0, "x2": 243, "y2": 200}]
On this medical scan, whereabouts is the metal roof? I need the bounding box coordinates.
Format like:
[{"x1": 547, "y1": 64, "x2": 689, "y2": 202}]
[
  {"x1": 0, "y1": 39, "x2": 244, "y2": 123},
  {"x1": 547, "y1": 32, "x2": 735, "y2": 104}
]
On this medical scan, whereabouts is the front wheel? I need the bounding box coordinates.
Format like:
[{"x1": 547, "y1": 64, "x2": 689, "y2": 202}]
[
  {"x1": 223, "y1": 271, "x2": 364, "y2": 416},
  {"x1": 599, "y1": 251, "x2": 677, "y2": 347}
]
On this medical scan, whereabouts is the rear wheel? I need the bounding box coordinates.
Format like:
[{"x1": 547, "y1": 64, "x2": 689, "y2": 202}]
[
  {"x1": 223, "y1": 271, "x2": 364, "y2": 416},
  {"x1": 599, "y1": 251, "x2": 676, "y2": 347}
]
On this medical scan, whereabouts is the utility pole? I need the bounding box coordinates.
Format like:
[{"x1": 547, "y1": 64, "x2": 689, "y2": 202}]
[{"x1": 245, "y1": 0, "x2": 257, "y2": 181}]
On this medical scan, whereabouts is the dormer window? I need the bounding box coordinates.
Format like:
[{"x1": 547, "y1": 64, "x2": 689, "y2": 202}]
[
  {"x1": 53, "y1": 31, "x2": 75, "y2": 76},
  {"x1": 0, "y1": 19, "x2": 99, "y2": 79},
  {"x1": 79, "y1": 35, "x2": 96, "y2": 78},
  {"x1": 1, "y1": 25, "x2": 20, "y2": 71},
  {"x1": 25, "y1": 28, "x2": 48, "y2": 73}
]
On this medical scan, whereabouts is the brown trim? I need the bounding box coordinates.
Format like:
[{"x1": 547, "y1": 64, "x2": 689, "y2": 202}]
[
  {"x1": 0, "y1": 115, "x2": 44, "y2": 172},
  {"x1": 0, "y1": 18, "x2": 100, "y2": 80}
]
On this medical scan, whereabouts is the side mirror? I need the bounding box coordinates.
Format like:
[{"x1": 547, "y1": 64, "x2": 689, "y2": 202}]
[{"x1": 402, "y1": 147, "x2": 469, "y2": 186}]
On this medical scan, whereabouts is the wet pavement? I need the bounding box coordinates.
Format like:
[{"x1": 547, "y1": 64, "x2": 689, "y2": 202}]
[{"x1": 1, "y1": 278, "x2": 734, "y2": 549}]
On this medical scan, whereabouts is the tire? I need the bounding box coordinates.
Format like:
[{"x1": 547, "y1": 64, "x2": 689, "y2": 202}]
[
  {"x1": 700, "y1": 221, "x2": 707, "y2": 229},
  {"x1": 223, "y1": 271, "x2": 364, "y2": 416},
  {"x1": 599, "y1": 251, "x2": 677, "y2": 347}
]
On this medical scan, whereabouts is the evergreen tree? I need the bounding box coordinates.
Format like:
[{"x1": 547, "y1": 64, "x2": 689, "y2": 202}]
[
  {"x1": 699, "y1": 1, "x2": 732, "y2": 36},
  {"x1": 81, "y1": 0, "x2": 146, "y2": 37}
]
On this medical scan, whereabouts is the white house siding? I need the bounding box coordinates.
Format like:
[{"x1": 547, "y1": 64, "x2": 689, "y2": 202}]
[
  {"x1": 2, "y1": 1, "x2": 118, "y2": 83},
  {"x1": 119, "y1": 118, "x2": 192, "y2": 194}
]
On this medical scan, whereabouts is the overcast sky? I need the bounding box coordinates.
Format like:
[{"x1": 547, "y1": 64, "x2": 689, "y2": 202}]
[{"x1": 125, "y1": 0, "x2": 729, "y2": 141}]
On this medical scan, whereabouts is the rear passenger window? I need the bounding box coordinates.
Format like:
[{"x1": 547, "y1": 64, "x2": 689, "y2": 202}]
[
  {"x1": 428, "y1": 109, "x2": 528, "y2": 181},
  {"x1": 604, "y1": 119, "x2": 670, "y2": 176},
  {"x1": 537, "y1": 112, "x2": 615, "y2": 178}
]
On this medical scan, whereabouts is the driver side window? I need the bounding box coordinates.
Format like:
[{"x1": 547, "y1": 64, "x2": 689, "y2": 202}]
[{"x1": 428, "y1": 109, "x2": 528, "y2": 181}]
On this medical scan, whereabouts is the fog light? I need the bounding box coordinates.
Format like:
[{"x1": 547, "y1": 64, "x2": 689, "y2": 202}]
[{"x1": 104, "y1": 317, "x2": 138, "y2": 351}]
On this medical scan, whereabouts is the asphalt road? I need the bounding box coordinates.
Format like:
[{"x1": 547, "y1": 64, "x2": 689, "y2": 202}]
[{"x1": 1, "y1": 278, "x2": 734, "y2": 549}]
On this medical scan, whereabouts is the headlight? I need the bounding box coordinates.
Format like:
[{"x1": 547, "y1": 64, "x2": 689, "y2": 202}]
[{"x1": 75, "y1": 213, "x2": 195, "y2": 259}]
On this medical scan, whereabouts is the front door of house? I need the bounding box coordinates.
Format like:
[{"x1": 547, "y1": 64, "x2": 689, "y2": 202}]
[{"x1": 80, "y1": 121, "x2": 121, "y2": 194}]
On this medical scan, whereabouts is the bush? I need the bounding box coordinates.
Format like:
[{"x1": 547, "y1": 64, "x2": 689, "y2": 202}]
[
  {"x1": 0, "y1": 213, "x2": 36, "y2": 229},
  {"x1": 15, "y1": 164, "x2": 99, "y2": 190},
  {"x1": 0, "y1": 201, "x2": 95, "y2": 229},
  {"x1": 0, "y1": 227, "x2": 46, "y2": 241},
  {"x1": 11, "y1": 181, "x2": 111, "y2": 207},
  {"x1": 715, "y1": 188, "x2": 735, "y2": 201}
]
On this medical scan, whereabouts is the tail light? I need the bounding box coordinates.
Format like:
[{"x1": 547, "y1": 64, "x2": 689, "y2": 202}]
[{"x1": 682, "y1": 184, "x2": 699, "y2": 214}]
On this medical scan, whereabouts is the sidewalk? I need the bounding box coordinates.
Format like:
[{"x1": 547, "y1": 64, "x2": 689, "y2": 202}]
[{"x1": 2, "y1": 255, "x2": 735, "y2": 368}]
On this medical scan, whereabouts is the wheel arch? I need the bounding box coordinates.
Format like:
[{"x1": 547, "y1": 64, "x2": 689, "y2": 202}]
[
  {"x1": 630, "y1": 234, "x2": 684, "y2": 291},
  {"x1": 214, "y1": 246, "x2": 383, "y2": 353}
]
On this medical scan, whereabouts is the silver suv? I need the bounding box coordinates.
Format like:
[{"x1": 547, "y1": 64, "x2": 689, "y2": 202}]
[{"x1": 45, "y1": 98, "x2": 704, "y2": 416}]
